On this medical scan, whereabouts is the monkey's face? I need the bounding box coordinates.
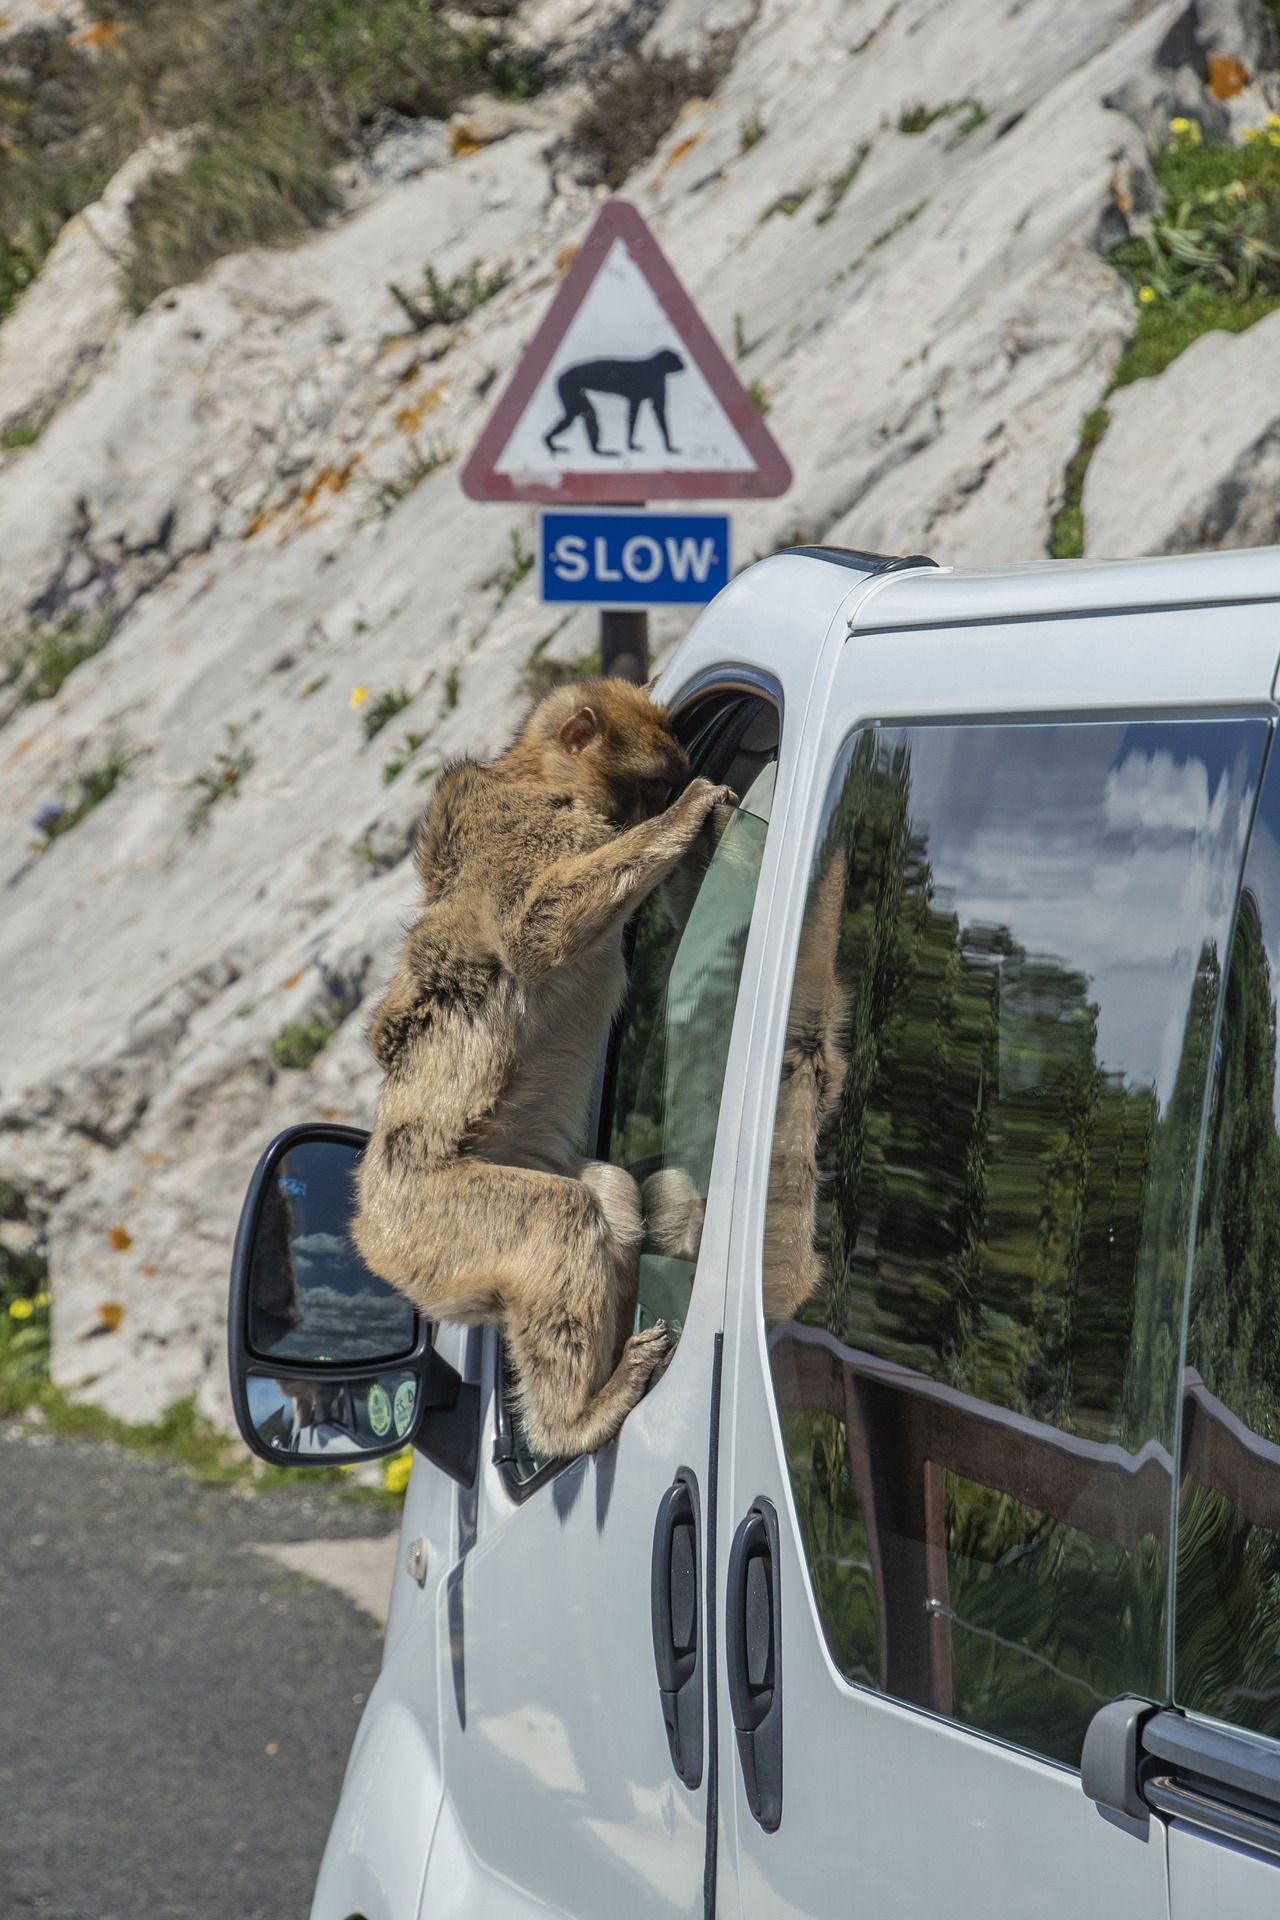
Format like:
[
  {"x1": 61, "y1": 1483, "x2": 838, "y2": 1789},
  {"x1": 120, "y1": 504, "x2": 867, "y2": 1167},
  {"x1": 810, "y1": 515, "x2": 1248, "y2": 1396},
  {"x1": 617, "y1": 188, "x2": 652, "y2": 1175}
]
[{"x1": 548, "y1": 680, "x2": 689, "y2": 825}]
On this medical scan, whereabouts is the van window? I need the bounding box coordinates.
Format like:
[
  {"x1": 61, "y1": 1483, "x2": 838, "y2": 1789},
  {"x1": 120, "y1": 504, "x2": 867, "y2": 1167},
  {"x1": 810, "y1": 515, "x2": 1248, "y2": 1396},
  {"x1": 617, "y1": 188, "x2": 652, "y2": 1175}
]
[
  {"x1": 763, "y1": 719, "x2": 1265, "y2": 1766},
  {"x1": 1177, "y1": 749, "x2": 1280, "y2": 1741},
  {"x1": 607, "y1": 693, "x2": 776, "y2": 1343}
]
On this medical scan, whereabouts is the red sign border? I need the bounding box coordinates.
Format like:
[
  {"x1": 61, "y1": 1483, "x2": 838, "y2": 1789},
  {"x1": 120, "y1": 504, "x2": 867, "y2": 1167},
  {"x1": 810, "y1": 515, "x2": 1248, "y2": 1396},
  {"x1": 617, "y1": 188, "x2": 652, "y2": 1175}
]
[{"x1": 460, "y1": 199, "x2": 792, "y2": 503}]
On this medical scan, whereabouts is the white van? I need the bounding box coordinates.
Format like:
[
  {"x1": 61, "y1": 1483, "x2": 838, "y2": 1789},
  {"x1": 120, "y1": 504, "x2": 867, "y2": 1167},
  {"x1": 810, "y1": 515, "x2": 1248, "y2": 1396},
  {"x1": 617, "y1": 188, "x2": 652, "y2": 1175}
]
[{"x1": 229, "y1": 545, "x2": 1280, "y2": 1920}]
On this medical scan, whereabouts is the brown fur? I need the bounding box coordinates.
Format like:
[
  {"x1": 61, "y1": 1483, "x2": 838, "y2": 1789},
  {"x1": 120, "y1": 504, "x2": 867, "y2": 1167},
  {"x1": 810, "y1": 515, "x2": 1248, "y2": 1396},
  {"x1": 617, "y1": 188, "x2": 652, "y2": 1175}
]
[
  {"x1": 352, "y1": 680, "x2": 730, "y2": 1456},
  {"x1": 762, "y1": 855, "x2": 850, "y2": 1322}
]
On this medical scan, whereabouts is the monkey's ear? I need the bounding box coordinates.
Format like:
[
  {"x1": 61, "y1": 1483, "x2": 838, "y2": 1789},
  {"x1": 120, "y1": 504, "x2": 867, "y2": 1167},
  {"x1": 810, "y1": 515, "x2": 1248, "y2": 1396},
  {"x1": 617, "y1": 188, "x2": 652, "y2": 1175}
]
[{"x1": 558, "y1": 705, "x2": 600, "y2": 755}]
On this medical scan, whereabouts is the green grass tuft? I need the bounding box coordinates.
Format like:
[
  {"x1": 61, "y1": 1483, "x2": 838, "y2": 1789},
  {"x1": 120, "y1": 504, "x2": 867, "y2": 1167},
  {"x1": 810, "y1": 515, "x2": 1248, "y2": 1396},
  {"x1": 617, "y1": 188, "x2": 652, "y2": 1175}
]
[
  {"x1": 271, "y1": 1008, "x2": 336, "y2": 1070},
  {"x1": 898, "y1": 98, "x2": 985, "y2": 137},
  {"x1": 361, "y1": 685, "x2": 412, "y2": 742},
  {"x1": 1047, "y1": 407, "x2": 1112, "y2": 560},
  {"x1": 815, "y1": 143, "x2": 871, "y2": 224},
  {"x1": 1106, "y1": 126, "x2": 1280, "y2": 388},
  {"x1": 388, "y1": 258, "x2": 510, "y2": 333},
  {"x1": 496, "y1": 528, "x2": 534, "y2": 603},
  {"x1": 127, "y1": 109, "x2": 336, "y2": 310},
  {"x1": 32, "y1": 735, "x2": 142, "y2": 848},
  {"x1": 764, "y1": 186, "x2": 814, "y2": 220},
  {"x1": 362, "y1": 441, "x2": 454, "y2": 520},
  {"x1": 382, "y1": 729, "x2": 428, "y2": 784},
  {"x1": 4, "y1": 603, "x2": 117, "y2": 705},
  {"x1": 184, "y1": 724, "x2": 254, "y2": 838}
]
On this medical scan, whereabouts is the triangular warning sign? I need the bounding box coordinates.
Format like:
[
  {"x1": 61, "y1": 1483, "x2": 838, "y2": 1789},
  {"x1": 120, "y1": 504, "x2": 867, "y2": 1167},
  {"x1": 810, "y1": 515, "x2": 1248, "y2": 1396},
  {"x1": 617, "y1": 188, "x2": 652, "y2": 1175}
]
[{"x1": 461, "y1": 200, "x2": 791, "y2": 503}]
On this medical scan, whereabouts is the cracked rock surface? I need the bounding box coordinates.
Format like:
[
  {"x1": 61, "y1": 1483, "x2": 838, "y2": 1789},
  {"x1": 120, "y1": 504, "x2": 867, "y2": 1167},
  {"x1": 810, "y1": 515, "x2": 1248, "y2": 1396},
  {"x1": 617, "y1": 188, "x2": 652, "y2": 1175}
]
[{"x1": 0, "y1": 0, "x2": 1272, "y2": 1425}]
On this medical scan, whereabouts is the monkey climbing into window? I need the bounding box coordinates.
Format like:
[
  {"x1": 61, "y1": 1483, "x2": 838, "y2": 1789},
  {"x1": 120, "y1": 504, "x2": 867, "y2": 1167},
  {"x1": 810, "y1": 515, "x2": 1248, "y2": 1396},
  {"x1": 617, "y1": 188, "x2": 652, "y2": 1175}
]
[
  {"x1": 543, "y1": 350, "x2": 686, "y2": 457},
  {"x1": 352, "y1": 680, "x2": 731, "y2": 1458}
]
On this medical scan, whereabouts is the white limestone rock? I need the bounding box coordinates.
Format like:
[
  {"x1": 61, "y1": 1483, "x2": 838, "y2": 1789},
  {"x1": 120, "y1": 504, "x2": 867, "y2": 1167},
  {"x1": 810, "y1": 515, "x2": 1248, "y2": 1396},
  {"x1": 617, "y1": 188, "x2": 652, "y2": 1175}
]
[
  {"x1": 0, "y1": 133, "x2": 196, "y2": 444},
  {"x1": 1084, "y1": 311, "x2": 1280, "y2": 557}
]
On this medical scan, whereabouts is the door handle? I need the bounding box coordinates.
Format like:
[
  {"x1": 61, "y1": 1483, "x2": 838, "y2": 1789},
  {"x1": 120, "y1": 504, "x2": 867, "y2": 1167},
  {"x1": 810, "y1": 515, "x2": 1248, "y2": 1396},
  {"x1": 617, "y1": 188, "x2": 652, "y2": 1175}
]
[
  {"x1": 651, "y1": 1469, "x2": 703, "y2": 1789},
  {"x1": 726, "y1": 1498, "x2": 783, "y2": 1832}
]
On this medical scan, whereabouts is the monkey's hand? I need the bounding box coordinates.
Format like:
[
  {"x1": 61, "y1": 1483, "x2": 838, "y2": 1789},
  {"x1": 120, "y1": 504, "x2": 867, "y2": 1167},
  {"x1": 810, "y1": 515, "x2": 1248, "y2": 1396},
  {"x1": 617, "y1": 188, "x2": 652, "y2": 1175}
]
[{"x1": 662, "y1": 777, "x2": 736, "y2": 857}]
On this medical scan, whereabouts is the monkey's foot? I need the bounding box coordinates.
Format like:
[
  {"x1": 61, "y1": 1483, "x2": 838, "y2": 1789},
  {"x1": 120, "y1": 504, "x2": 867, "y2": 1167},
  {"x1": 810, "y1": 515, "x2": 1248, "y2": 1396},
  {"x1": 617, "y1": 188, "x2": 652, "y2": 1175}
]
[{"x1": 623, "y1": 1320, "x2": 671, "y2": 1390}]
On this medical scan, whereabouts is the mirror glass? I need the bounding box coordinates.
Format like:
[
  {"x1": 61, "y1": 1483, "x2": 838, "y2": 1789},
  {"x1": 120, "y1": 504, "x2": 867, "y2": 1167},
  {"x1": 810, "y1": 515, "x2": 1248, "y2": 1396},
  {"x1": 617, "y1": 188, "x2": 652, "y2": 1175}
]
[
  {"x1": 248, "y1": 1138, "x2": 417, "y2": 1363},
  {"x1": 246, "y1": 1368, "x2": 418, "y2": 1458}
]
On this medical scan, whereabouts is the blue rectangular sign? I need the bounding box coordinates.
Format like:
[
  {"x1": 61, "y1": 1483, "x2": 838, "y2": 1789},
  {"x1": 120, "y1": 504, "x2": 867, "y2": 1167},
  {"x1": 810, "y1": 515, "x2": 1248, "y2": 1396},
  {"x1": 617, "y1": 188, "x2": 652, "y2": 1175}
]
[{"x1": 539, "y1": 510, "x2": 730, "y2": 606}]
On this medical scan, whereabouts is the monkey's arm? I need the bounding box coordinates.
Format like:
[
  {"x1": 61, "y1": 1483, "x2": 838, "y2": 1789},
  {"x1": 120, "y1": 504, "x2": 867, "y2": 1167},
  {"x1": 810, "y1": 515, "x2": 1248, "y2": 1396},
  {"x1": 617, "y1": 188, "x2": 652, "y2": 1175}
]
[{"x1": 504, "y1": 778, "x2": 732, "y2": 977}]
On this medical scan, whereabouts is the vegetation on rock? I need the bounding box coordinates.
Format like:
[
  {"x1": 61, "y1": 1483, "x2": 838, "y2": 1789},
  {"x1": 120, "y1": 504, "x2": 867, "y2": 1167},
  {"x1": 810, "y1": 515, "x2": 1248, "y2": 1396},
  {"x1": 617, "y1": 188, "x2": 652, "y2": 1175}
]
[
  {"x1": 570, "y1": 40, "x2": 736, "y2": 189},
  {"x1": 0, "y1": 0, "x2": 545, "y2": 320},
  {"x1": 1053, "y1": 115, "x2": 1280, "y2": 557},
  {"x1": 32, "y1": 736, "x2": 143, "y2": 848}
]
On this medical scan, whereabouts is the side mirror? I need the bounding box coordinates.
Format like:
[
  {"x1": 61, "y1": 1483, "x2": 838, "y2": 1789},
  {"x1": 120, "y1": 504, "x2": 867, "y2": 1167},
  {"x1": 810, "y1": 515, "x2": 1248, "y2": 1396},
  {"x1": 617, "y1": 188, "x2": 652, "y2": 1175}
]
[{"x1": 227, "y1": 1123, "x2": 479, "y2": 1486}]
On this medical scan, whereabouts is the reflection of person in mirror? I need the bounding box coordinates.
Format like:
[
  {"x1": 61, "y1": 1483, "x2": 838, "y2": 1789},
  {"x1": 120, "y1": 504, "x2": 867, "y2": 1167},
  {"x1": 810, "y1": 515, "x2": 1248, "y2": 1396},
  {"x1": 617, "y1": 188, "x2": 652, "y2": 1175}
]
[
  {"x1": 251, "y1": 1179, "x2": 303, "y2": 1348},
  {"x1": 274, "y1": 1378, "x2": 356, "y2": 1454}
]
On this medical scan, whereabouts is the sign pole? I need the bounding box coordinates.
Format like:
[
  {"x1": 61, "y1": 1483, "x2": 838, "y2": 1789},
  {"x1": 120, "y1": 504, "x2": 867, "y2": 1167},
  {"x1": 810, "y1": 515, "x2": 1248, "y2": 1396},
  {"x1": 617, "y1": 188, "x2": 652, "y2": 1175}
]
[{"x1": 600, "y1": 608, "x2": 648, "y2": 683}]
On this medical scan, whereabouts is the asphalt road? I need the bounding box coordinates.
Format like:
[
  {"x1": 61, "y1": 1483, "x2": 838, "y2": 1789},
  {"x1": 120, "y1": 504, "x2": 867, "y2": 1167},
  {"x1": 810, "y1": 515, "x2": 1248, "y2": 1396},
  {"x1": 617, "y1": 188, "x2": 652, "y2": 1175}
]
[{"x1": 0, "y1": 1422, "x2": 400, "y2": 1920}]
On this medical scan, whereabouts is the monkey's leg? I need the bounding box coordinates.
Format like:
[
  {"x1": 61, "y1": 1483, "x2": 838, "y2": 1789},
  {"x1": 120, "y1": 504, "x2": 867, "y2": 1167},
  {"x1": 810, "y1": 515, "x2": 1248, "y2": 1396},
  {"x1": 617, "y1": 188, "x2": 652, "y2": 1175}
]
[
  {"x1": 544, "y1": 409, "x2": 574, "y2": 452},
  {"x1": 652, "y1": 393, "x2": 679, "y2": 455},
  {"x1": 356, "y1": 1156, "x2": 664, "y2": 1454},
  {"x1": 508, "y1": 778, "x2": 733, "y2": 977},
  {"x1": 626, "y1": 393, "x2": 641, "y2": 451},
  {"x1": 581, "y1": 397, "x2": 617, "y2": 457}
]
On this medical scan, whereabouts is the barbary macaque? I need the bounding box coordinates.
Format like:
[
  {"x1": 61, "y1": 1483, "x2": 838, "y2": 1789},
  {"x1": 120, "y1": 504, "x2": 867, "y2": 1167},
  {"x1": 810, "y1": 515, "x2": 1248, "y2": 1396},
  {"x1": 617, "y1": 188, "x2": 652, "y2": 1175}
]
[
  {"x1": 761, "y1": 855, "x2": 850, "y2": 1322},
  {"x1": 352, "y1": 680, "x2": 731, "y2": 1457}
]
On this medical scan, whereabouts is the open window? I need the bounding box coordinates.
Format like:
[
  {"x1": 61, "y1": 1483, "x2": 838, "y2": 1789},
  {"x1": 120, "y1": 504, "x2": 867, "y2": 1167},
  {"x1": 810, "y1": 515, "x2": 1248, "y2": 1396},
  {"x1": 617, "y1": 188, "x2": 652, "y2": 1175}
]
[{"x1": 495, "y1": 681, "x2": 780, "y2": 1494}]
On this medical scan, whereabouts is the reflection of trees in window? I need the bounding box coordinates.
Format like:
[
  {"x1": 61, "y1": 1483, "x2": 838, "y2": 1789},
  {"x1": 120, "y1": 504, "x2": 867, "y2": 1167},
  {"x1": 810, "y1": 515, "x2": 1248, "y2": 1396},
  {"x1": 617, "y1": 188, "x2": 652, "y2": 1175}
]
[
  {"x1": 806, "y1": 732, "x2": 1193, "y2": 1445},
  {"x1": 1179, "y1": 888, "x2": 1280, "y2": 1737},
  {"x1": 774, "y1": 726, "x2": 1232, "y2": 1766}
]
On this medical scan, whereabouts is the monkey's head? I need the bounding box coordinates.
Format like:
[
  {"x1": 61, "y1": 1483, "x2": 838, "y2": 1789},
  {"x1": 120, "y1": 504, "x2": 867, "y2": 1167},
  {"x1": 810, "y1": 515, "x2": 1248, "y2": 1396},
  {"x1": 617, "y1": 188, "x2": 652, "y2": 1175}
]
[
  {"x1": 654, "y1": 350, "x2": 685, "y2": 375},
  {"x1": 517, "y1": 678, "x2": 689, "y2": 826}
]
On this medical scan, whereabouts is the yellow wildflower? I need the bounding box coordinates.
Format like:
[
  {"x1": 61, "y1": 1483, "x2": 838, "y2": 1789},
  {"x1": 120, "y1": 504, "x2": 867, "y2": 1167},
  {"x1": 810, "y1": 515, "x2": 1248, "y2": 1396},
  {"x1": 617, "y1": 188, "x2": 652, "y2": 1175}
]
[
  {"x1": 1169, "y1": 116, "x2": 1191, "y2": 132},
  {"x1": 383, "y1": 1448, "x2": 413, "y2": 1495},
  {"x1": 1244, "y1": 126, "x2": 1263, "y2": 143},
  {"x1": 1271, "y1": 130, "x2": 1280, "y2": 148},
  {"x1": 8, "y1": 1298, "x2": 34, "y2": 1321},
  {"x1": 33, "y1": 1291, "x2": 49, "y2": 1309},
  {"x1": 1138, "y1": 285, "x2": 1157, "y2": 304},
  {"x1": 1268, "y1": 113, "x2": 1280, "y2": 128},
  {"x1": 349, "y1": 685, "x2": 369, "y2": 710}
]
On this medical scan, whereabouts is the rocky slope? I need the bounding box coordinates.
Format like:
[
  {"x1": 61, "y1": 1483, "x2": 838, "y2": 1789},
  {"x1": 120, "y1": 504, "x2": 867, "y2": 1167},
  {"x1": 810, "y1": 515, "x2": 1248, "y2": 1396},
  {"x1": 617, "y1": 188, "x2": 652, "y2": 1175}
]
[{"x1": 1, "y1": 0, "x2": 1277, "y2": 1424}]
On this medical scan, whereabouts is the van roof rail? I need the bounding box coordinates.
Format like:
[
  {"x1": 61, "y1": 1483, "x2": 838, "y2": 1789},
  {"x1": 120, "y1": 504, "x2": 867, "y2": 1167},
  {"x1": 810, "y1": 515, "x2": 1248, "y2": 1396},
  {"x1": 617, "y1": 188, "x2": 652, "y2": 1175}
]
[{"x1": 784, "y1": 545, "x2": 938, "y2": 574}]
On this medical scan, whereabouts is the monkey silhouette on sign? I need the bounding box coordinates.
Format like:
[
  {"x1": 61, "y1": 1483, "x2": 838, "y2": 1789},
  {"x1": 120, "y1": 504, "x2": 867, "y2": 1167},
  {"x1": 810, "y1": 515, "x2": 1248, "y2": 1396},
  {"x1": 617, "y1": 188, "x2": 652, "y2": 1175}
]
[{"x1": 544, "y1": 350, "x2": 686, "y2": 457}]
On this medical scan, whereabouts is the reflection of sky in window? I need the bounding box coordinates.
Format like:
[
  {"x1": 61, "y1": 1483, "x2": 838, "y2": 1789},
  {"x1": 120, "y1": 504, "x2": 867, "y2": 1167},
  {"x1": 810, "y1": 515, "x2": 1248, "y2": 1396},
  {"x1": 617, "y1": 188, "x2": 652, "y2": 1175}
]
[{"x1": 899, "y1": 722, "x2": 1265, "y2": 1109}]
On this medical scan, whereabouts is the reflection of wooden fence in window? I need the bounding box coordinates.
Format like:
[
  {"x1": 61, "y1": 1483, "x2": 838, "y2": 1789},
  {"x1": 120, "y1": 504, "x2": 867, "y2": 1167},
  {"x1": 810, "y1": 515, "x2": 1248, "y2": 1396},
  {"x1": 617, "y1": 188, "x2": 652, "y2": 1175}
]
[{"x1": 770, "y1": 1325, "x2": 1280, "y2": 1718}]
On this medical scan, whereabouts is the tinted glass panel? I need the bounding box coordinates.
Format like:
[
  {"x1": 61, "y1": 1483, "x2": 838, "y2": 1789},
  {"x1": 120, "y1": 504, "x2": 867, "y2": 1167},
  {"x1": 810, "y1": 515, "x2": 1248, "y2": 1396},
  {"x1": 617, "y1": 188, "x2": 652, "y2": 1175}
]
[
  {"x1": 248, "y1": 1139, "x2": 417, "y2": 1363},
  {"x1": 765, "y1": 719, "x2": 1264, "y2": 1766},
  {"x1": 610, "y1": 787, "x2": 770, "y2": 1341},
  {"x1": 1177, "y1": 751, "x2": 1280, "y2": 1739}
]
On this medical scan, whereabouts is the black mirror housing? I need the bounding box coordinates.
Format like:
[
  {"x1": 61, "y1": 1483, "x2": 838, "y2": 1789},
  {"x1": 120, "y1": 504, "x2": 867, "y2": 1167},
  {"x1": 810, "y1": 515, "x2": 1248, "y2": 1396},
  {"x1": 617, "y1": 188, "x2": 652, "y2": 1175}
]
[{"x1": 227, "y1": 1122, "x2": 479, "y2": 1486}]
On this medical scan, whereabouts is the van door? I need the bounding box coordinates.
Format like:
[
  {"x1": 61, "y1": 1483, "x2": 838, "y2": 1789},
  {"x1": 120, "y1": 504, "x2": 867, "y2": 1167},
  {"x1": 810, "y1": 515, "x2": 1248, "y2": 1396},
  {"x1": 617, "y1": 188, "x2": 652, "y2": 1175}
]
[
  {"x1": 422, "y1": 683, "x2": 786, "y2": 1919},
  {"x1": 722, "y1": 695, "x2": 1269, "y2": 1917},
  {"x1": 1162, "y1": 745, "x2": 1280, "y2": 1916}
]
